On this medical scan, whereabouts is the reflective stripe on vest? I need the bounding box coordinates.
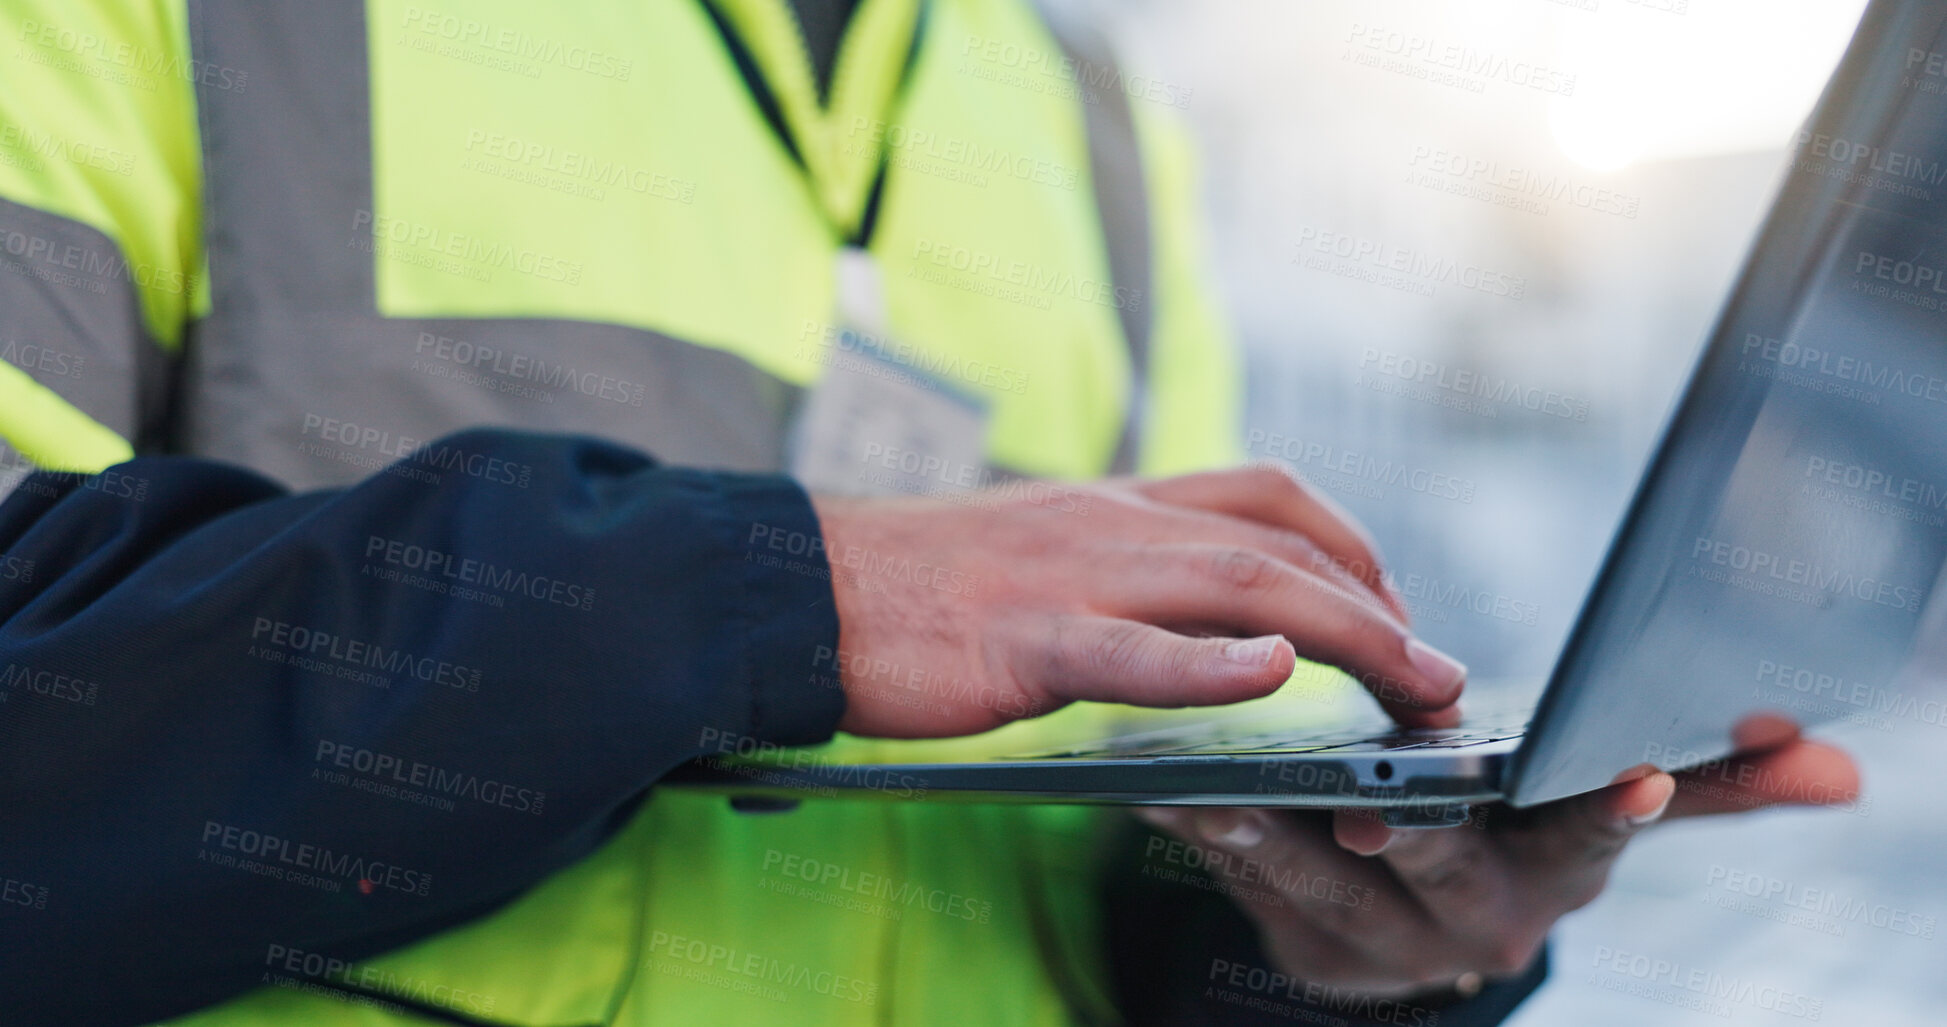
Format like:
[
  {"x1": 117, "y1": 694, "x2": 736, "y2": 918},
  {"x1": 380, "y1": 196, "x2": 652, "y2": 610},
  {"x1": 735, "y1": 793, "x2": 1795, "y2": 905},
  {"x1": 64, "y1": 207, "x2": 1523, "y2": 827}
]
[
  {"x1": 1035, "y1": 1, "x2": 1152, "y2": 478},
  {"x1": 0, "y1": 196, "x2": 168, "y2": 482}
]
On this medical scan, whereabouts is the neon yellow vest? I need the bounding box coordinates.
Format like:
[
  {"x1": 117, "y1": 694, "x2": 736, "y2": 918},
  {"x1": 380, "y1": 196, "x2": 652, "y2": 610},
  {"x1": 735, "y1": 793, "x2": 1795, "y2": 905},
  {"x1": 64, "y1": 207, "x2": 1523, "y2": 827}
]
[{"x1": 0, "y1": 0, "x2": 1346, "y2": 1022}]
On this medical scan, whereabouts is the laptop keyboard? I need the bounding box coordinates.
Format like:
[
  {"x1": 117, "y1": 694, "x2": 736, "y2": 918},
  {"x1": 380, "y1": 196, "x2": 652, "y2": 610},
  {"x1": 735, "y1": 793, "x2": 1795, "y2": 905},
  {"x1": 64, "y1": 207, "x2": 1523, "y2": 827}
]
[{"x1": 1011, "y1": 723, "x2": 1528, "y2": 760}]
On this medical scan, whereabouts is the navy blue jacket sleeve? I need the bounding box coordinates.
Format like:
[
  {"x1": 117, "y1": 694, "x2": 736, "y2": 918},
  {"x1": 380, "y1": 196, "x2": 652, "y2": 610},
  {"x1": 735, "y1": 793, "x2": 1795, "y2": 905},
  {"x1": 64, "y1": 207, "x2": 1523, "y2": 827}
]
[
  {"x1": 0, "y1": 428, "x2": 845, "y2": 1027},
  {"x1": 1105, "y1": 819, "x2": 1548, "y2": 1027}
]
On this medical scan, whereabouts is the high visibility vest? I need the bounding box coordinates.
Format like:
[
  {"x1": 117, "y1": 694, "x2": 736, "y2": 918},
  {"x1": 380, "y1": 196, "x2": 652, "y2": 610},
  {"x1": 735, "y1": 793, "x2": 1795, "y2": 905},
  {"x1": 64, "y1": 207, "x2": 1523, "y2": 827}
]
[{"x1": 0, "y1": 0, "x2": 1336, "y2": 1023}]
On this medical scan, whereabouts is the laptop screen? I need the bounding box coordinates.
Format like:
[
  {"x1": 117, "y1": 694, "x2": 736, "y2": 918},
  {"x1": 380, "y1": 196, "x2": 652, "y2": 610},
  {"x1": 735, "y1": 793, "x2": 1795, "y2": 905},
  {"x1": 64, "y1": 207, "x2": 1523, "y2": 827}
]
[{"x1": 1509, "y1": 0, "x2": 1947, "y2": 806}]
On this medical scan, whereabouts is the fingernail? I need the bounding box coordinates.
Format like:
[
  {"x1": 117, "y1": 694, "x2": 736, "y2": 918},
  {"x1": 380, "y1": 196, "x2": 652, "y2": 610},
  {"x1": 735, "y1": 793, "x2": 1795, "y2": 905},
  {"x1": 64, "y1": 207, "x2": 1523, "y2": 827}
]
[
  {"x1": 1343, "y1": 827, "x2": 1393, "y2": 856},
  {"x1": 1405, "y1": 638, "x2": 1467, "y2": 697},
  {"x1": 1223, "y1": 635, "x2": 1284, "y2": 668},
  {"x1": 1135, "y1": 807, "x2": 1183, "y2": 830},
  {"x1": 1200, "y1": 812, "x2": 1265, "y2": 850},
  {"x1": 1626, "y1": 791, "x2": 1674, "y2": 828}
]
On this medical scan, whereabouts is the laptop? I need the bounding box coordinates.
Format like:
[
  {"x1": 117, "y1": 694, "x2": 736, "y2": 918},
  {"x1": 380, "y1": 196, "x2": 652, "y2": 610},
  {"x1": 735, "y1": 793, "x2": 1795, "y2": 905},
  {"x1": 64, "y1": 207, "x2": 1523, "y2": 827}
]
[{"x1": 670, "y1": 0, "x2": 1947, "y2": 823}]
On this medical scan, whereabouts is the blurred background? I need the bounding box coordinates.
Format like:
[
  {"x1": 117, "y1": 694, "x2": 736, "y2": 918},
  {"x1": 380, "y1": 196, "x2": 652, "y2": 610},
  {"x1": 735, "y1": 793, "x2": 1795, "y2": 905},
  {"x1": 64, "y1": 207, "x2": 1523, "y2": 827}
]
[{"x1": 1056, "y1": 0, "x2": 1943, "y2": 1023}]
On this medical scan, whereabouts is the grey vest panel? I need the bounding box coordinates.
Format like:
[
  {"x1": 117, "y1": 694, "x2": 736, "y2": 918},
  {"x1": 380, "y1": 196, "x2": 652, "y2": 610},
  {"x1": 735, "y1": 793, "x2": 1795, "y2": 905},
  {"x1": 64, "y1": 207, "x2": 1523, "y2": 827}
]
[
  {"x1": 0, "y1": 197, "x2": 172, "y2": 495},
  {"x1": 183, "y1": 0, "x2": 1152, "y2": 491},
  {"x1": 1036, "y1": 6, "x2": 1153, "y2": 477}
]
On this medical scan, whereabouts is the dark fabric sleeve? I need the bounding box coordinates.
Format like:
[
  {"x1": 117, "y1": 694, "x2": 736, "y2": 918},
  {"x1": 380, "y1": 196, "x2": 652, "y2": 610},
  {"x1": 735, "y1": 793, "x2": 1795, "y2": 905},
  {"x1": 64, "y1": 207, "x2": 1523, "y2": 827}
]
[
  {"x1": 0, "y1": 428, "x2": 845, "y2": 1027},
  {"x1": 1105, "y1": 819, "x2": 1549, "y2": 1027}
]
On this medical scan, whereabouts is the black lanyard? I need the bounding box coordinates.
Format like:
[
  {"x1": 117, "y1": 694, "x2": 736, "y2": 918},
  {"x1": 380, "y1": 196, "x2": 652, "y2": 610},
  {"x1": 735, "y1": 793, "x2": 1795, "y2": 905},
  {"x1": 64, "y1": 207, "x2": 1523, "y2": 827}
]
[{"x1": 695, "y1": 0, "x2": 931, "y2": 247}]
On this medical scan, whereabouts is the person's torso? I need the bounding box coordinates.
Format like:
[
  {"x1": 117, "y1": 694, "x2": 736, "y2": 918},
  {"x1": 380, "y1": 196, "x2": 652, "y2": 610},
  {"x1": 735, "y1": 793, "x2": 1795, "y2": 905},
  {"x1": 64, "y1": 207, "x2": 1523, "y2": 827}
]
[{"x1": 138, "y1": 0, "x2": 1230, "y2": 1024}]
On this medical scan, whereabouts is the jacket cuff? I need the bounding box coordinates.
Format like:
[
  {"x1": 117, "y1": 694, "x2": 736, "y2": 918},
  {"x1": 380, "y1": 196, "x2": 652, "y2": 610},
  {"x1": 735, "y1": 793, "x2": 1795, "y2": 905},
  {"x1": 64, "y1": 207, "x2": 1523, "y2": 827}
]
[{"x1": 715, "y1": 472, "x2": 847, "y2": 746}]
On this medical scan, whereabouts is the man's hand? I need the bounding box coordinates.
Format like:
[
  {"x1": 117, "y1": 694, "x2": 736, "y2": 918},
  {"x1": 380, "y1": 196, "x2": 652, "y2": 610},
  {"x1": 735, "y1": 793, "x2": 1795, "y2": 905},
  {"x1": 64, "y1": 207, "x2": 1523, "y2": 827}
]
[
  {"x1": 1136, "y1": 726, "x2": 1861, "y2": 999},
  {"x1": 809, "y1": 465, "x2": 1466, "y2": 738}
]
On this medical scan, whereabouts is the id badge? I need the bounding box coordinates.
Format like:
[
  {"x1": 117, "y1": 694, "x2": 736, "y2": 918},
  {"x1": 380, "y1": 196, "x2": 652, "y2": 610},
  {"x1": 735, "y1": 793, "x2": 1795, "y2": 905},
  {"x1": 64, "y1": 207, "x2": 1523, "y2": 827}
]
[{"x1": 789, "y1": 248, "x2": 990, "y2": 497}]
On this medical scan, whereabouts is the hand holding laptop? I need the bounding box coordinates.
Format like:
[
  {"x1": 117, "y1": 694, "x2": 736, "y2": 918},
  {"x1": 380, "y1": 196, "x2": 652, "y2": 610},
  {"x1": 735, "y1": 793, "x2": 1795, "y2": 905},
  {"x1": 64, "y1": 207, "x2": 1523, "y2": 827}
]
[{"x1": 1135, "y1": 717, "x2": 1859, "y2": 1001}]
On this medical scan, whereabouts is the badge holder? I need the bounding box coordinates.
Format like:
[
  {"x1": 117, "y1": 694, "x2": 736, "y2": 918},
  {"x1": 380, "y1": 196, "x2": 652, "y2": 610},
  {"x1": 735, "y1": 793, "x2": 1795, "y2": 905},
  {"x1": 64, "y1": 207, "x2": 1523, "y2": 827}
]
[{"x1": 789, "y1": 247, "x2": 991, "y2": 499}]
